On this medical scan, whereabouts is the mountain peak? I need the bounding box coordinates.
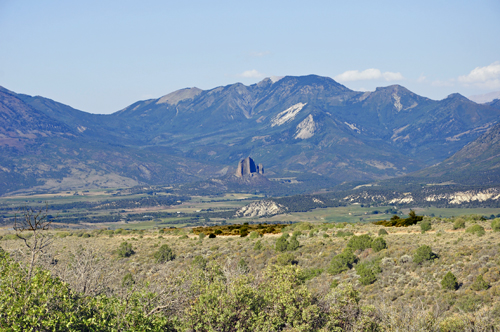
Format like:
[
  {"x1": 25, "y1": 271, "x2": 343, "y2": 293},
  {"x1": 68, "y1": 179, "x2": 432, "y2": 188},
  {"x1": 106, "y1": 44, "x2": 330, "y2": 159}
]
[
  {"x1": 157, "y1": 87, "x2": 202, "y2": 105},
  {"x1": 445, "y1": 93, "x2": 468, "y2": 101}
]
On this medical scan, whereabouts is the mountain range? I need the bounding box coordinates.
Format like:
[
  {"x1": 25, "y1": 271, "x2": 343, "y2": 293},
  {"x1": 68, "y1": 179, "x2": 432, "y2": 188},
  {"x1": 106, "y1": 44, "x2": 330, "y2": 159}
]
[{"x1": 1, "y1": 75, "x2": 500, "y2": 196}]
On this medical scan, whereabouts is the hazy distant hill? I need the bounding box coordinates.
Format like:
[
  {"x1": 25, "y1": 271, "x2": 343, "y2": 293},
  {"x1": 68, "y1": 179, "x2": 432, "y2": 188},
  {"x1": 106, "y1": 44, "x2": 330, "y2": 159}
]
[
  {"x1": 0, "y1": 88, "x2": 218, "y2": 196},
  {"x1": 1, "y1": 75, "x2": 500, "y2": 196},
  {"x1": 412, "y1": 121, "x2": 500, "y2": 186}
]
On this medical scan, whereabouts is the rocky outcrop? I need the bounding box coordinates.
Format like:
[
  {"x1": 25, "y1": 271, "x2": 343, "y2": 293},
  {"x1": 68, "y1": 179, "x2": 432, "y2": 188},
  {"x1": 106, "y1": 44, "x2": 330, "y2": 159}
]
[
  {"x1": 235, "y1": 157, "x2": 264, "y2": 177},
  {"x1": 235, "y1": 200, "x2": 287, "y2": 217}
]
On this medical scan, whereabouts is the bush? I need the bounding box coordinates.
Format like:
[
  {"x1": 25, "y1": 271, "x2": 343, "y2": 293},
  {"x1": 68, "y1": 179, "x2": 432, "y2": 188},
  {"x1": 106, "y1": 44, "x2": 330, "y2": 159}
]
[
  {"x1": 277, "y1": 253, "x2": 296, "y2": 266},
  {"x1": 0, "y1": 251, "x2": 175, "y2": 330},
  {"x1": 122, "y1": 272, "x2": 135, "y2": 288},
  {"x1": 117, "y1": 242, "x2": 135, "y2": 258},
  {"x1": 253, "y1": 240, "x2": 263, "y2": 251},
  {"x1": 154, "y1": 244, "x2": 175, "y2": 263},
  {"x1": 491, "y1": 218, "x2": 500, "y2": 232},
  {"x1": 413, "y1": 245, "x2": 436, "y2": 264},
  {"x1": 371, "y1": 237, "x2": 387, "y2": 252},
  {"x1": 249, "y1": 231, "x2": 260, "y2": 239},
  {"x1": 378, "y1": 228, "x2": 388, "y2": 236},
  {"x1": 470, "y1": 275, "x2": 489, "y2": 291},
  {"x1": 275, "y1": 236, "x2": 289, "y2": 252},
  {"x1": 287, "y1": 236, "x2": 300, "y2": 251},
  {"x1": 466, "y1": 225, "x2": 485, "y2": 237},
  {"x1": 328, "y1": 251, "x2": 357, "y2": 275},
  {"x1": 347, "y1": 234, "x2": 373, "y2": 251},
  {"x1": 420, "y1": 220, "x2": 432, "y2": 233},
  {"x1": 355, "y1": 263, "x2": 377, "y2": 285},
  {"x1": 208, "y1": 233, "x2": 216, "y2": 238},
  {"x1": 192, "y1": 255, "x2": 207, "y2": 270},
  {"x1": 336, "y1": 230, "x2": 354, "y2": 237},
  {"x1": 237, "y1": 258, "x2": 249, "y2": 272},
  {"x1": 453, "y1": 218, "x2": 466, "y2": 230},
  {"x1": 441, "y1": 271, "x2": 458, "y2": 290},
  {"x1": 198, "y1": 233, "x2": 206, "y2": 240}
]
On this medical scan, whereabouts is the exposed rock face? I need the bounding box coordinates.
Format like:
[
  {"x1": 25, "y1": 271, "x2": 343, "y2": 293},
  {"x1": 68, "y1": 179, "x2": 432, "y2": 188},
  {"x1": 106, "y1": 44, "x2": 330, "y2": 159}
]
[
  {"x1": 235, "y1": 200, "x2": 287, "y2": 217},
  {"x1": 235, "y1": 157, "x2": 264, "y2": 177}
]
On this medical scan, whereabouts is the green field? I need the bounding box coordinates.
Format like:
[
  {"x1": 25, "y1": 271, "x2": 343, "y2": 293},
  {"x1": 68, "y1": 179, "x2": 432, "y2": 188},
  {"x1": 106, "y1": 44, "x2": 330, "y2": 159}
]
[{"x1": 2, "y1": 188, "x2": 500, "y2": 230}]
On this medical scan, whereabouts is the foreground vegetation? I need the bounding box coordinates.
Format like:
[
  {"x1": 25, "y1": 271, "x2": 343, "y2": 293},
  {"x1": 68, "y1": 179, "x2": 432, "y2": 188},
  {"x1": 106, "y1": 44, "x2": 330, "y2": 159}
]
[{"x1": 1, "y1": 212, "x2": 500, "y2": 331}]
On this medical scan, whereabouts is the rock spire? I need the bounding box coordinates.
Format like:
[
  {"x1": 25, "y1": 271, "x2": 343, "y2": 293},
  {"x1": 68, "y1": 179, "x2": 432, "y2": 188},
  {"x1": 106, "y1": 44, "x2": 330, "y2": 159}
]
[{"x1": 235, "y1": 157, "x2": 264, "y2": 177}]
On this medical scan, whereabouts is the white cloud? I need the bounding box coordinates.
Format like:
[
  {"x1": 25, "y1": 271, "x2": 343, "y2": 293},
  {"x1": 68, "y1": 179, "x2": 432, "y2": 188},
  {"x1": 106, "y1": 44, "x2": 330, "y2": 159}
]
[
  {"x1": 431, "y1": 79, "x2": 455, "y2": 87},
  {"x1": 334, "y1": 68, "x2": 404, "y2": 82},
  {"x1": 238, "y1": 69, "x2": 265, "y2": 78},
  {"x1": 249, "y1": 51, "x2": 270, "y2": 57},
  {"x1": 417, "y1": 74, "x2": 426, "y2": 83},
  {"x1": 458, "y1": 61, "x2": 500, "y2": 89}
]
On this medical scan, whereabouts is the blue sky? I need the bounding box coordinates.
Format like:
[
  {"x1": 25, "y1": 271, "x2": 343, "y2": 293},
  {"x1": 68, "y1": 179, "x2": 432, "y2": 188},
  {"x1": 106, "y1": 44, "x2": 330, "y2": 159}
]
[{"x1": 1, "y1": 0, "x2": 499, "y2": 114}]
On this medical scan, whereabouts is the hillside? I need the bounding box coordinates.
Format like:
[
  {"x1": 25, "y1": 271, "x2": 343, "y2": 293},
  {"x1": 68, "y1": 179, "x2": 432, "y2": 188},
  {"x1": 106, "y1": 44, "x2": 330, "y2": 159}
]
[{"x1": 1, "y1": 75, "x2": 500, "y2": 196}]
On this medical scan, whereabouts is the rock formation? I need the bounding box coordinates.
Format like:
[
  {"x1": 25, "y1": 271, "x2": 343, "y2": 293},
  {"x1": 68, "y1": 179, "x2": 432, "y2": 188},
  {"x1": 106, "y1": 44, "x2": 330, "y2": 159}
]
[{"x1": 235, "y1": 157, "x2": 264, "y2": 177}]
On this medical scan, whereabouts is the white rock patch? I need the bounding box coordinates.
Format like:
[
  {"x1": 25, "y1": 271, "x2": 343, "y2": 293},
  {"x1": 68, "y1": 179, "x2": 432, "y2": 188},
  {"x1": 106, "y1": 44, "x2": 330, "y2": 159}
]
[
  {"x1": 344, "y1": 122, "x2": 360, "y2": 133},
  {"x1": 392, "y1": 93, "x2": 403, "y2": 112},
  {"x1": 425, "y1": 189, "x2": 500, "y2": 204},
  {"x1": 235, "y1": 200, "x2": 287, "y2": 217},
  {"x1": 271, "y1": 103, "x2": 307, "y2": 127},
  {"x1": 294, "y1": 115, "x2": 316, "y2": 139}
]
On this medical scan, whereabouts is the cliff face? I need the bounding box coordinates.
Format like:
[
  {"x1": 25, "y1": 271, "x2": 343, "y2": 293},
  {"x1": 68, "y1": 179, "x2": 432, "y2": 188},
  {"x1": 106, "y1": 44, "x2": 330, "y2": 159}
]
[{"x1": 235, "y1": 157, "x2": 264, "y2": 177}]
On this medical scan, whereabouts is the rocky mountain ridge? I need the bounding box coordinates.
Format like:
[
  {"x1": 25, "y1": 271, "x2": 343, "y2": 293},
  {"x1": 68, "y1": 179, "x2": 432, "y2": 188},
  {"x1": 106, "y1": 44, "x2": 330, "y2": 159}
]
[{"x1": 1, "y1": 75, "x2": 500, "y2": 196}]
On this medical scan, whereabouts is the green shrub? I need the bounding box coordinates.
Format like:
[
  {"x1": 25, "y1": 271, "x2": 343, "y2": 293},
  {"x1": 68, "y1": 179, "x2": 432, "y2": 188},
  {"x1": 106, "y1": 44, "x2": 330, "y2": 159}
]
[
  {"x1": 441, "y1": 271, "x2": 458, "y2": 290},
  {"x1": 253, "y1": 240, "x2": 263, "y2": 251},
  {"x1": 328, "y1": 250, "x2": 357, "y2": 275},
  {"x1": 413, "y1": 245, "x2": 436, "y2": 264},
  {"x1": 117, "y1": 242, "x2": 135, "y2": 258},
  {"x1": 355, "y1": 262, "x2": 377, "y2": 285},
  {"x1": 373, "y1": 210, "x2": 423, "y2": 227},
  {"x1": 292, "y1": 230, "x2": 302, "y2": 238},
  {"x1": 298, "y1": 268, "x2": 323, "y2": 282},
  {"x1": 192, "y1": 255, "x2": 207, "y2": 270},
  {"x1": 214, "y1": 229, "x2": 222, "y2": 234},
  {"x1": 455, "y1": 293, "x2": 483, "y2": 312},
  {"x1": 336, "y1": 230, "x2": 354, "y2": 237},
  {"x1": 287, "y1": 236, "x2": 300, "y2": 251},
  {"x1": 295, "y1": 222, "x2": 313, "y2": 231},
  {"x1": 470, "y1": 275, "x2": 489, "y2": 291},
  {"x1": 154, "y1": 244, "x2": 175, "y2": 263},
  {"x1": 1, "y1": 234, "x2": 19, "y2": 241},
  {"x1": 371, "y1": 237, "x2": 387, "y2": 252},
  {"x1": 122, "y1": 272, "x2": 135, "y2": 288},
  {"x1": 277, "y1": 253, "x2": 296, "y2": 266},
  {"x1": 346, "y1": 234, "x2": 373, "y2": 251},
  {"x1": 323, "y1": 233, "x2": 330, "y2": 238},
  {"x1": 453, "y1": 218, "x2": 466, "y2": 230},
  {"x1": 491, "y1": 218, "x2": 500, "y2": 232},
  {"x1": 275, "y1": 236, "x2": 289, "y2": 252},
  {"x1": 466, "y1": 224, "x2": 485, "y2": 237},
  {"x1": 179, "y1": 234, "x2": 188, "y2": 239},
  {"x1": 420, "y1": 220, "x2": 432, "y2": 233},
  {"x1": 198, "y1": 233, "x2": 206, "y2": 240},
  {"x1": 237, "y1": 258, "x2": 249, "y2": 272},
  {"x1": 249, "y1": 231, "x2": 260, "y2": 239},
  {"x1": 0, "y1": 252, "x2": 174, "y2": 330},
  {"x1": 378, "y1": 228, "x2": 388, "y2": 236},
  {"x1": 240, "y1": 228, "x2": 249, "y2": 237}
]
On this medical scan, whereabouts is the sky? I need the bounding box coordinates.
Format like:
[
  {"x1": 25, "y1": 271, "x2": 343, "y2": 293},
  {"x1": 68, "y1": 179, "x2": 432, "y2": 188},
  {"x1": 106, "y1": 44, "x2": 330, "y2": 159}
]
[{"x1": 0, "y1": 0, "x2": 499, "y2": 114}]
